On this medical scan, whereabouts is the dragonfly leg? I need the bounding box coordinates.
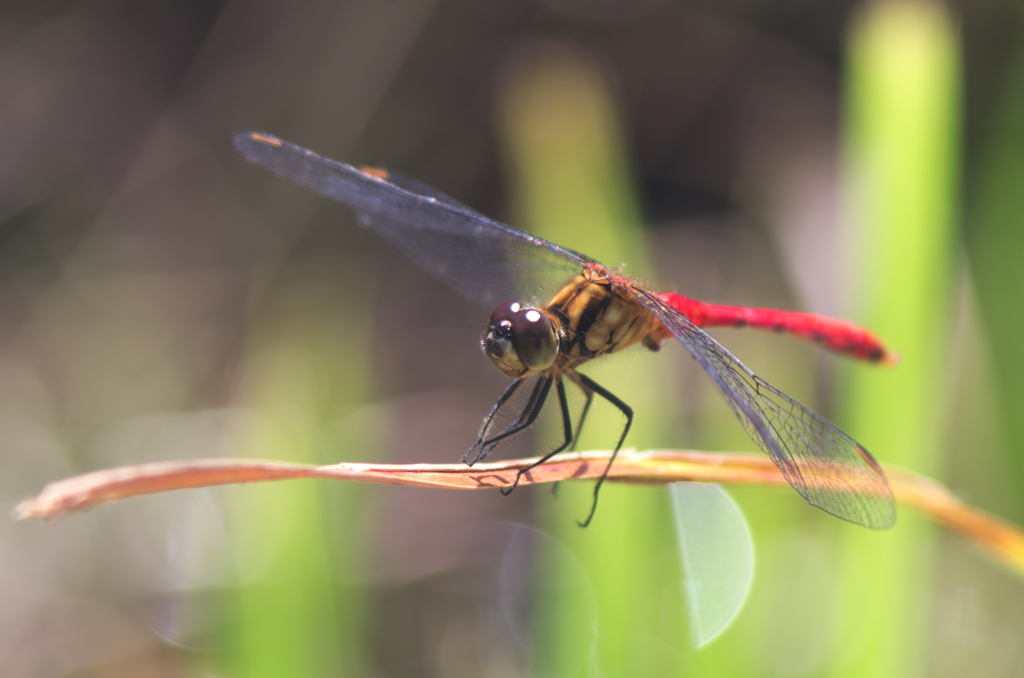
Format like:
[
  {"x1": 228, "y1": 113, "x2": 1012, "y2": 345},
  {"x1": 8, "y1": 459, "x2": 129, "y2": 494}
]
[
  {"x1": 568, "y1": 376, "x2": 595, "y2": 451},
  {"x1": 502, "y1": 378, "x2": 574, "y2": 496},
  {"x1": 575, "y1": 373, "x2": 632, "y2": 528},
  {"x1": 463, "y1": 378, "x2": 525, "y2": 465},
  {"x1": 550, "y1": 376, "x2": 595, "y2": 497},
  {"x1": 466, "y1": 377, "x2": 552, "y2": 465},
  {"x1": 479, "y1": 376, "x2": 551, "y2": 461}
]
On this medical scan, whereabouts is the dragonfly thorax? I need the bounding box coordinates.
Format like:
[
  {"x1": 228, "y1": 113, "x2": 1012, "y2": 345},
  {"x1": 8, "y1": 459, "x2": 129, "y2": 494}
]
[
  {"x1": 544, "y1": 269, "x2": 664, "y2": 369},
  {"x1": 482, "y1": 301, "x2": 559, "y2": 379}
]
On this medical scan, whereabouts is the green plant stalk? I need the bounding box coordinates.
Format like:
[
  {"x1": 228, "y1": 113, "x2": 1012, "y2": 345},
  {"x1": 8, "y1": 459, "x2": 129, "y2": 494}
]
[
  {"x1": 965, "y1": 12, "x2": 1024, "y2": 521},
  {"x1": 498, "y1": 45, "x2": 687, "y2": 676},
  {"x1": 833, "y1": 1, "x2": 959, "y2": 677},
  {"x1": 220, "y1": 272, "x2": 375, "y2": 678}
]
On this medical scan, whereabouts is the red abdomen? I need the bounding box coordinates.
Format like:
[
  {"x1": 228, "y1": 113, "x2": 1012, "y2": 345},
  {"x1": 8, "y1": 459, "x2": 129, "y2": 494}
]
[{"x1": 658, "y1": 292, "x2": 895, "y2": 364}]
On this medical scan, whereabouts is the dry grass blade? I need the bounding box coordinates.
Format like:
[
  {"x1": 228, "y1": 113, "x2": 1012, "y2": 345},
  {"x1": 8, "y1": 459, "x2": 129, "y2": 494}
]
[{"x1": 12, "y1": 451, "x2": 1024, "y2": 578}]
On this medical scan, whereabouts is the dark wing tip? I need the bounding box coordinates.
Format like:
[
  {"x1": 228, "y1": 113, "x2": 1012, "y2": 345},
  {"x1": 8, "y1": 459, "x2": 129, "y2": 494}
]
[
  {"x1": 854, "y1": 445, "x2": 897, "y2": 530},
  {"x1": 232, "y1": 131, "x2": 283, "y2": 157},
  {"x1": 792, "y1": 448, "x2": 897, "y2": 530},
  {"x1": 358, "y1": 166, "x2": 391, "y2": 181}
]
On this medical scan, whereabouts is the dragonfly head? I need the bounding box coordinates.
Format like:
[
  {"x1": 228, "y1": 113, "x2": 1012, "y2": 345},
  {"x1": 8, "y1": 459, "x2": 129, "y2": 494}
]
[{"x1": 482, "y1": 301, "x2": 558, "y2": 379}]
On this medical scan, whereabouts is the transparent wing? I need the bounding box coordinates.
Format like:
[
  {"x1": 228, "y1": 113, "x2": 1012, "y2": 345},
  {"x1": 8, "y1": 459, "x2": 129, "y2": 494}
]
[
  {"x1": 233, "y1": 132, "x2": 591, "y2": 308},
  {"x1": 630, "y1": 288, "x2": 895, "y2": 529}
]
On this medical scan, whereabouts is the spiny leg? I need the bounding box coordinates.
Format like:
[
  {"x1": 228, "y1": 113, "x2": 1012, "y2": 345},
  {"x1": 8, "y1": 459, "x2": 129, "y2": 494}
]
[
  {"x1": 567, "y1": 375, "x2": 595, "y2": 452},
  {"x1": 478, "y1": 374, "x2": 550, "y2": 462},
  {"x1": 463, "y1": 378, "x2": 525, "y2": 465},
  {"x1": 551, "y1": 376, "x2": 595, "y2": 496},
  {"x1": 470, "y1": 377, "x2": 553, "y2": 465},
  {"x1": 501, "y1": 378, "x2": 574, "y2": 496},
  {"x1": 575, "y1": 372, "x2": 633, "y2": 528}
]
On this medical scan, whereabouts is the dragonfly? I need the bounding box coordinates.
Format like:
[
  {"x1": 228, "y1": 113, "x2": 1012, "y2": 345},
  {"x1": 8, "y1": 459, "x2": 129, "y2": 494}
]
[{"x1": 233, "y1": 131, "x2": 897, "y2": 530}]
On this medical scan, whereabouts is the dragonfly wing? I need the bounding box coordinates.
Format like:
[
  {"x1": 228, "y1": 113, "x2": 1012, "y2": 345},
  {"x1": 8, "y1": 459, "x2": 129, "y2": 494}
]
[
  {"x1": 233, "y1": 132, "x2": 590, "y2": 308},
  {"x1": 630, "y1": 288, "x2": 896, "y2": 529}
]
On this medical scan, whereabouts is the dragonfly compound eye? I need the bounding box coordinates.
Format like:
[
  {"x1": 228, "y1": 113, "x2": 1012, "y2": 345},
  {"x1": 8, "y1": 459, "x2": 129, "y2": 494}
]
[
  {"x1": 488, "y1": 301, "x2": 522, "y2": 325},
  {"x1": 483, "y1": 302, "x2": 558, "y2": 378},
  {"x1": 509, "y1": 308, "x2": 558, "y2": 371}
]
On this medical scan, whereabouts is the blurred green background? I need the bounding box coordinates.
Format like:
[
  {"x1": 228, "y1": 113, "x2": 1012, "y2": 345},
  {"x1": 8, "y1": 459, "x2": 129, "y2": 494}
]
[{"x1": 3, "y1": 0, "x2": 1024, "y2": 676}]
